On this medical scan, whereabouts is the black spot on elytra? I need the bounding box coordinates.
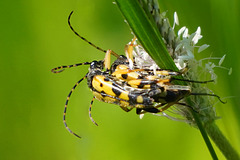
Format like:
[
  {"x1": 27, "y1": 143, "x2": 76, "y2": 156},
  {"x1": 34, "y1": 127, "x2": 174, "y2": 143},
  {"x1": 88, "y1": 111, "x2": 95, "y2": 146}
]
[
  {"x1": 121, "y1": 74, "x2": 128, "y2": 79},
  {"x1": 111, "y1": 83, "x2": 122, "y2": 97},
  {"x1": 137, "y1": 75, "x2": 144, "y2": 79},
  {"x1": 137, "y1": 83, "x2": 145, "y2": 88},
  {"x1": 104, "y1": 77, "x2": 110, "y2": 81},
  {"x1": 128, "y1": 94, "x2": 138, "y2": 104},
  {"x1": 101, "y1": 91, "x2": 106, "y2": 97}
]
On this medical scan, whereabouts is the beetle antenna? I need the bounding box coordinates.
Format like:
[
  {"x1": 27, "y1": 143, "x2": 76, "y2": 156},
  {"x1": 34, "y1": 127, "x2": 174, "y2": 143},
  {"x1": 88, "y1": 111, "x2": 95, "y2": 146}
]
[{"x1": 68, "y1": 11, "x2": 119, "y2": 58}]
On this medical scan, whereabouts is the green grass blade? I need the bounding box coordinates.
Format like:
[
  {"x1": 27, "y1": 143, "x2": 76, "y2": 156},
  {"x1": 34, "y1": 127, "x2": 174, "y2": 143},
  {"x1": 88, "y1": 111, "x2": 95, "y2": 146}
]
[
  {"x1": 115, "y1": 0, "x2": 178, "y2": 71},
  {"x1": 115, "y1": 0, "x2": 219, "y2": 159},
  {"x1": 188, "y1": 101, "x2": 218, "y2": 160}
]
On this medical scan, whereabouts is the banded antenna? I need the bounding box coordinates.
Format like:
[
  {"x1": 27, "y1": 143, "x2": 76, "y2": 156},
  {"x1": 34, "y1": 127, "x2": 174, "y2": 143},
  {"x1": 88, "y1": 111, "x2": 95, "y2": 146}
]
[{"x1": 68, "y1": 11, "x2": 119, "y2": 58}]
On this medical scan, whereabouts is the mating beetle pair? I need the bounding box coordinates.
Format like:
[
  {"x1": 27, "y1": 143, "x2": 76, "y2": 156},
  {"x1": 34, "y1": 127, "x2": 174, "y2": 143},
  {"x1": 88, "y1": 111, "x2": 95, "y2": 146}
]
[{"x1": 52, "y1": 11, "x2": 225, "y2": 138}]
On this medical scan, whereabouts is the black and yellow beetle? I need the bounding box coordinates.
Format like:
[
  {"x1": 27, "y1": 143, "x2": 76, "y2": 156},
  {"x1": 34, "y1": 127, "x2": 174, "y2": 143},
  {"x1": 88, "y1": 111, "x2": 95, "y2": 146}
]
[
  {"x1": 52, "y1": 11, "x2": 225, "y2": 138},
  {"x1": 51, "y1": 11, "x2": 157, "y2": 138}
]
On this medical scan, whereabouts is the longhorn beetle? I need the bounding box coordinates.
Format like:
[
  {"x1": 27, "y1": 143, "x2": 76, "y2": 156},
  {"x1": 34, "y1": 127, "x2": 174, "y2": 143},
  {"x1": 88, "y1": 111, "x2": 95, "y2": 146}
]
[{"x1": 52, "y1": 11, "x2": 225, "y2": 138}]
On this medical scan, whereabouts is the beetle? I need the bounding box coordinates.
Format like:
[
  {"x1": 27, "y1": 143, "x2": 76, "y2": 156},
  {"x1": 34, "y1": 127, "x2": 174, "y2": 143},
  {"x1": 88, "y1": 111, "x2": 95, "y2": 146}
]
[{"x1": 52, "y1": 11, "x2": 225, "y2": 138}]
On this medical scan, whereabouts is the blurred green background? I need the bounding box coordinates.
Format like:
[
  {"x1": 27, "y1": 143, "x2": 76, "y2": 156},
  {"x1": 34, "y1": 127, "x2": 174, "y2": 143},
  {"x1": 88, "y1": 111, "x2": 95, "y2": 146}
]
[{"x1": 0, "y1": 0, "x2": 239, "y2": 159}]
